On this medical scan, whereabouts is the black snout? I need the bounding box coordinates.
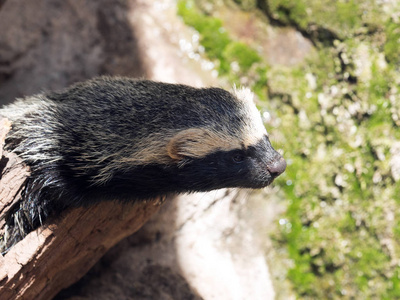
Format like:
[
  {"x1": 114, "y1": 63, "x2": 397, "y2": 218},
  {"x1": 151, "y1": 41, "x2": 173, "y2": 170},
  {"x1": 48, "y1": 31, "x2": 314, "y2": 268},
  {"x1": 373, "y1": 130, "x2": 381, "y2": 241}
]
[{"x1": 267, "y1": 157, "x2": 286, "y2": 178}]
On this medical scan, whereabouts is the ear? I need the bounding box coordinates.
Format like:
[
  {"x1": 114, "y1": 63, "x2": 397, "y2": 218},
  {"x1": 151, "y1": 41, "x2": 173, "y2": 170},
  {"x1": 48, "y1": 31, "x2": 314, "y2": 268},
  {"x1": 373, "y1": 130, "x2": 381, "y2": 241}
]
[{"x1": 167, "y1": 128, "x2": 217, "y2": 160}]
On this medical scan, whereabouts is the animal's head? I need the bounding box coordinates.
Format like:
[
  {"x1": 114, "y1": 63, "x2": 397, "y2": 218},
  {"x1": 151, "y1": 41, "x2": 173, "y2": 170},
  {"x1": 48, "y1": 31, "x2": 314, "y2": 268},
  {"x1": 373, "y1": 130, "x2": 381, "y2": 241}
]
[
  {"x1": 165, "y1": 86, "x2": 286, "y2": 191},
  {"x1": 89, "y1": 80, "x2": 285, "y2": 194}
]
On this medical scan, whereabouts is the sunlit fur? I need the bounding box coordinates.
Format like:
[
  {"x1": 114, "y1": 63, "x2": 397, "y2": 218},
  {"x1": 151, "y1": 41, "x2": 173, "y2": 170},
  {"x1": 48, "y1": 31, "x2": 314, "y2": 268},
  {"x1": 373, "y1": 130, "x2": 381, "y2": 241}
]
[{"x1": 0, "y1": 77, "x2": 285, "y2": 251}]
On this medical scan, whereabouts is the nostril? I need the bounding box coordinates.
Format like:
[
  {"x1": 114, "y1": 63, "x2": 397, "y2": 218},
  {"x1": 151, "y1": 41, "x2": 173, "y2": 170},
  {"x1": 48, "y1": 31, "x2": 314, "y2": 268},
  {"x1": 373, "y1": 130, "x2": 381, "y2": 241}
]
[{"x1": 267, "y1": 157, "x2": 286, "y2": 177}]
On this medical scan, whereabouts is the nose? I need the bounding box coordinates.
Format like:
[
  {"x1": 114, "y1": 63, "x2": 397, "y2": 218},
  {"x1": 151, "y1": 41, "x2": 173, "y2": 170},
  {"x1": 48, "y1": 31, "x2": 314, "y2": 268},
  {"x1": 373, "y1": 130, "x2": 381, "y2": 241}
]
[{"x1": 267, "y1": 157, "x2": 286, "y2": 178}]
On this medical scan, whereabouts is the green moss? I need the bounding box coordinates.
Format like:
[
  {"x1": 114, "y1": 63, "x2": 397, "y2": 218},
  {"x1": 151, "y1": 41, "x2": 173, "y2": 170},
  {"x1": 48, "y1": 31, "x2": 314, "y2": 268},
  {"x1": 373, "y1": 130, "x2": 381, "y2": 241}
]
[
  {"x1": 386, "y1": 269, "x2": 400, "y2": 299},
  {"x1": 232, "y1": 0, "x2": 257, "y2": 10},
  {"x1": 177, "y1": 0, "x2": 266, "y2": 82},
  {"x1": 178, "y1": 0, "x2": 400, "y2": 298},
  {"x1": 222, "y1": 42, "x2": 261, "y2": 72},
  {"x1": 262, "y1": 0, "x2": 384, "y2": 41},
  {"x1": 177, "y1": 1, "x2": 231, "y2": 61},
  {"x1": 384, "y1": 20, "x2": 400, "y2": 66}
]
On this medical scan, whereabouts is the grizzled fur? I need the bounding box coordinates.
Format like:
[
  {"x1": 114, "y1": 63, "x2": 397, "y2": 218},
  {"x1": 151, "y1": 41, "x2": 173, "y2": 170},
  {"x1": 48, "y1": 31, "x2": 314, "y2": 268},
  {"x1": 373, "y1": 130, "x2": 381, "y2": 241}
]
[{"x1": 0, "y1": 76, "x2": 285, "y2": 252}]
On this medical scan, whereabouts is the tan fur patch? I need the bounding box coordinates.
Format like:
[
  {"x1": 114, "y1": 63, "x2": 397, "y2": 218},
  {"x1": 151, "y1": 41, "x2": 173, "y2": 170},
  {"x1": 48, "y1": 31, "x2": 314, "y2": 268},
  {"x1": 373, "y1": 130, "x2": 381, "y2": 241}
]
[{"x1": 167, "y1": 128, "x2": 241, "y2": 160}]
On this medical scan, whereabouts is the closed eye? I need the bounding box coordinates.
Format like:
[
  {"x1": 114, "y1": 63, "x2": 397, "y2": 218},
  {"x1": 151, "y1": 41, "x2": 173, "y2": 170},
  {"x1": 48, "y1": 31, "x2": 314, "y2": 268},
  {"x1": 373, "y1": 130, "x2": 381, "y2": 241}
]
[{"x1": 232, "y1": 153, "x2": 245, "y2": 163}]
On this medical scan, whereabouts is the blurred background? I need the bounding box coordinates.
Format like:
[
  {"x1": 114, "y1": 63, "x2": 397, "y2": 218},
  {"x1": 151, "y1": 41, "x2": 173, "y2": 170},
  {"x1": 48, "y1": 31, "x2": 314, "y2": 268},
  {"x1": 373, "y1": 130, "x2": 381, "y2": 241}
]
[
  {"x1": 1, "y1": 0, "x2": 400, "y2": 299},
  {"x1": 177, "y1": 0, "x2": 400, "y2": 298}
]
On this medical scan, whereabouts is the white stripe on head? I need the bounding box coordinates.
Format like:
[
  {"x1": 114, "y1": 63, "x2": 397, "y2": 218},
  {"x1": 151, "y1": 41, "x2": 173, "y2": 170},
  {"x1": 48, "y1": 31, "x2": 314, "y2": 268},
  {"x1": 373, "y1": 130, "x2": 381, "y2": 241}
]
[{"x1": 232, "y1": 86, "x2": 268, "y2": 147}]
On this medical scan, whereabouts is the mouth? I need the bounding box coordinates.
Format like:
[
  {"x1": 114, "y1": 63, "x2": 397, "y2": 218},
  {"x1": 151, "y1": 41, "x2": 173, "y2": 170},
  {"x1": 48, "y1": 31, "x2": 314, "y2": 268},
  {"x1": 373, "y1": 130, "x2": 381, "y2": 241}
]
[{"x1": 244, "y1": 173, "x2": 275, "y2": 189}]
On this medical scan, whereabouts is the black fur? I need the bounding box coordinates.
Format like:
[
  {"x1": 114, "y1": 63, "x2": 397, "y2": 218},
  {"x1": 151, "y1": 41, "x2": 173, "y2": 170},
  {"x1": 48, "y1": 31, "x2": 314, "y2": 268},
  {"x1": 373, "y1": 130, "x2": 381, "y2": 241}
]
[{"x1": 55, "y1": 136, "x2": 278, "y2": 202}]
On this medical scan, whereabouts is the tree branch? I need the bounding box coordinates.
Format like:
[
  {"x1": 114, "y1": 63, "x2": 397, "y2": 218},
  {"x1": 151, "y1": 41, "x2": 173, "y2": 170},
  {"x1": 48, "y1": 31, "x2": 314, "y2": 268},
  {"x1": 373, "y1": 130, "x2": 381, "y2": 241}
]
[{"x1": 0, "y1": 118, "x2": 162, "y2": 299}]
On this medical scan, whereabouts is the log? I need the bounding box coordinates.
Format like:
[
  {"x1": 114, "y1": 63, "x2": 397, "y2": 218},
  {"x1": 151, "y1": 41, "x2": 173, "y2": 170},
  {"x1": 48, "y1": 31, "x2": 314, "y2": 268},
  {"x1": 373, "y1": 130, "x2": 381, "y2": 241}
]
[{"x1": 0, "y1": 118, "x2": 162, "y2": 300}]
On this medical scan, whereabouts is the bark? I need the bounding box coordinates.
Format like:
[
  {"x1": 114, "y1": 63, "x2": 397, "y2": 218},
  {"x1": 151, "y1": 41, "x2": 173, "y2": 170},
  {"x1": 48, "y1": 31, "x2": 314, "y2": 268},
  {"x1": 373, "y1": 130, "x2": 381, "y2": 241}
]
[{"x1": 0, "y1": 117, "x2": 161, "y2": 300}]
